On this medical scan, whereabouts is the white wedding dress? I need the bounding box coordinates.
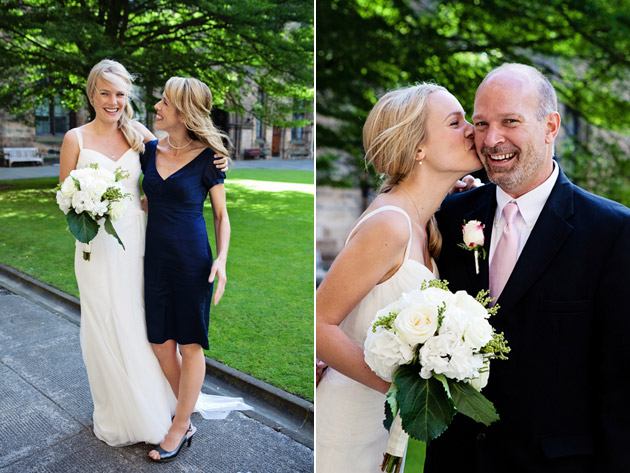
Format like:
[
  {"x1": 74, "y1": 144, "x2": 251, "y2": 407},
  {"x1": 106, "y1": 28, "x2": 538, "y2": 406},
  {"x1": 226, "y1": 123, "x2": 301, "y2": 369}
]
[
  {"x1": 316, "y1": 206, "x2": 437, "y2": 473},
  {"x1": 73, "y1": 129, "x2": 250, "y2": 447}
]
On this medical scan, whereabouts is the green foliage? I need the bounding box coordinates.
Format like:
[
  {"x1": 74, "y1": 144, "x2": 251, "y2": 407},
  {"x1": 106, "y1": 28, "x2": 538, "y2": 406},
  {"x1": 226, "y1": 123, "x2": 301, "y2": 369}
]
[
  {"x1": 103, "y1": 218, "x2": 124, "y2": 249},
  {"x1": 317, "y1": 0, "x2": 630, "y2": 201},
  {"x1": 0, "y1": 0, "x2": 313, "y2": 125},
  {"x1": 393, "y1": 365, "x2": 455, "y2": 443},
  {"x1": 372, "y1": 311, "x2": 398, "y2": 332},
  {"x1": 420, "y1": 278, "x2": 449, "y2": 291},
  {"x1": 447, "y1": 378, "x2": 499, "y2": 426},
  {"x1": 65, "y1": 209, "x2": 99, "y2": 244}
]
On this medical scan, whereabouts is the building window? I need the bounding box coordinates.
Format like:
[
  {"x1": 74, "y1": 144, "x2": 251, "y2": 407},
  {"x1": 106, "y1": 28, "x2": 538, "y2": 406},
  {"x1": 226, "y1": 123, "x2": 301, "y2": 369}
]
[
  {"x1": 35, "y1": 99, "x2": 69, "y2": 135},
  {"x1": 292, "y1": 112, "x2": 305, "y2": 140},
  {"x1": 256, "y1": 88, "x2": 265, "y2": 139}
]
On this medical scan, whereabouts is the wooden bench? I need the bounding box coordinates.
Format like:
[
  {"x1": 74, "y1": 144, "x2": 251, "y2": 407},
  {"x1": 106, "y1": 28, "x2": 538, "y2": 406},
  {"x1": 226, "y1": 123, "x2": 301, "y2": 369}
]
[{"x1": 2, "y1": 147, "x2": 44, "y2": 167}]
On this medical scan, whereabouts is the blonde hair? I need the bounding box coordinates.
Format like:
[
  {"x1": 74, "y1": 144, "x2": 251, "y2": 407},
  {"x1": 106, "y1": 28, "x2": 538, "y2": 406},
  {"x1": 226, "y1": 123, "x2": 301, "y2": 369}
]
[
  {"x1": 164, "y1": 77, "x2": 232, "y2": 160},
  {"x1": 363, "y1": 83, "x2": 445, "y2": 257},
  {"x1": 86, "y1": 59, "x2": 144, "y2": 153}
]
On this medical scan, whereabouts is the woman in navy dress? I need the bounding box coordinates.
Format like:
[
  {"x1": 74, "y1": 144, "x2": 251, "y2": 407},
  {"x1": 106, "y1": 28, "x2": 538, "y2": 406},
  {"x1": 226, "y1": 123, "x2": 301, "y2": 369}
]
[{"x1": 141, "y1": 77, "x2": 231, "y2": 462}]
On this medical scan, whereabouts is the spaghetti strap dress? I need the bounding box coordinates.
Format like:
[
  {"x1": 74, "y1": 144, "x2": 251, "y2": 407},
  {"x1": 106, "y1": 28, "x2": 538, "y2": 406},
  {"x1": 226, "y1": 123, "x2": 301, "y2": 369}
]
[
  {"x1": 73, "y1": 128, "x2": 177, "y2": 446},
  {"x1": 316, "y1": 206, "x2": 438, "y2": 472}
]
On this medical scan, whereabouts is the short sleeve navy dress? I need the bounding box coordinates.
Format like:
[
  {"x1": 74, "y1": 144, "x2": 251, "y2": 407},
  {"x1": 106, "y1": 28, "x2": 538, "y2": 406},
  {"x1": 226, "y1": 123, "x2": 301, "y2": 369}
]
[{"x1": 140, "y1": 140, "x2": 226, "y2": 350}]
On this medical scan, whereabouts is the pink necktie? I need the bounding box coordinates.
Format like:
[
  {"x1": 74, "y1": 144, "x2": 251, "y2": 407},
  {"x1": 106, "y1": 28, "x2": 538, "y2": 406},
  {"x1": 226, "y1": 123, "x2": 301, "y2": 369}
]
[{"x1": 489, "y1": 201, "x2": 519, "y2": 302}]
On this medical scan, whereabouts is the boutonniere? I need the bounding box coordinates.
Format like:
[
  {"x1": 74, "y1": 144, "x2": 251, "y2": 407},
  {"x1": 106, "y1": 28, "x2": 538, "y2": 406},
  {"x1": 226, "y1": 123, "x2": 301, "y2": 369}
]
[{"x1": 458, "y1": 220, "x2": 487, "y2": 274}]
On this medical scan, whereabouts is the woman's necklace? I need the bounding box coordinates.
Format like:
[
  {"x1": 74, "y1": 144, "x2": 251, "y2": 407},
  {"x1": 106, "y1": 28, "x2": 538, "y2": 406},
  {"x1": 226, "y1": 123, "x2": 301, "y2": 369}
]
[
  {"x1": 167, "y1": 135, "x2": 193, "y2": 150},
  {"x1": 398, "y1": 186, "x2": 422, "y2": 225}
]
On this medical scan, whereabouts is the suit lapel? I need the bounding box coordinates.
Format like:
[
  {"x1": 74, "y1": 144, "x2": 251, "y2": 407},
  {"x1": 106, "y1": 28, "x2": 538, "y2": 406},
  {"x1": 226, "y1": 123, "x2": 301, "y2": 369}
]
[
  {"x1": 495, "y1": 169, "x2": 575, "y2": 312},
  {"x1": 462, "y1": 185, "x2": 497, "y2": 290}
]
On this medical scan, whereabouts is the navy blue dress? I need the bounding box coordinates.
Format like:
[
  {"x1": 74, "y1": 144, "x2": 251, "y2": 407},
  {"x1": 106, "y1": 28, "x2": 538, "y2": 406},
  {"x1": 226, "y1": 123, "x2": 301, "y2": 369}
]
[{"x1": 141, "y1": 140, "x2": 225, "y2": 349}]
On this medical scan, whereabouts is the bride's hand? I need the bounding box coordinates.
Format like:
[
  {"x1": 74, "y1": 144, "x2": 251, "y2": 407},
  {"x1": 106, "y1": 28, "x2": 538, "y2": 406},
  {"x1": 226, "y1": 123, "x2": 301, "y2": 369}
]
[
  {"x1": 214, "y1": 156, "x2": 229, "y2": 172},
  {"x1": 209, "y1": 259, "x2": 227, "y2": 306},
  {"x1": 449, "y1": 175, "x2": 482, "y2": 194}
]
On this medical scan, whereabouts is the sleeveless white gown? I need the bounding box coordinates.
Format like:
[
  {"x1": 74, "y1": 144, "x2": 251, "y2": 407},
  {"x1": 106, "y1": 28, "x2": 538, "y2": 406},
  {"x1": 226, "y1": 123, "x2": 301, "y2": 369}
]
[
  {"x1": 73, "y1": 129, "x2": 250, "y2": 447},
  {"x1": 316, "y1": 206, "x2": 438, "y2": 473},
  {"x1": 74, "y1": 129, "x2": 176, "y2": 446}
]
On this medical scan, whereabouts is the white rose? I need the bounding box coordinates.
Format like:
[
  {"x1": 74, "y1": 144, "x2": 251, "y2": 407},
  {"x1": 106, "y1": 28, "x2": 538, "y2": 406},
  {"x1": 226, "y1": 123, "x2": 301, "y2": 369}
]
[
  {"x1": 108, "y1": 198, "x2": 128, "y2": 221},
  {"x1": 422, "y1": 286, "x2": 454, "y2": 308},
  {"x1": 462, "y1": 220, "x2": 485, "y2": 248},
  {"x1": 60, "y1": 177, "x2": 78, "y2": 198},
  {"x1": 464, "y1": 315, "x2": 494, "y2": 350},
  {"x1": 364, "y1": 327, "x2": 414, "y2": 382},
  {"x1": 393, "y1": 301, "x2": 438, "y2": 346},
  {"x1": 56, "y1": 191, "x2": 72, "y2": 214},
  {"x1": 452, "y1": 291, "x2": 489, "y2": 318}
]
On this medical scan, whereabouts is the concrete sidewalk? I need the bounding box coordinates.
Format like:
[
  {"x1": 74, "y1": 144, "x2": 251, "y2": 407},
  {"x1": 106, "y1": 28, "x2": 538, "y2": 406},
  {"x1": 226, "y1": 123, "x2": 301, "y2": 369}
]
[
  {"x1": 0, "y1": 158, "x2": 313, "y2": 181},
  {"x1": 0, "y1": 279, "x2": 313, "y2": 472}
]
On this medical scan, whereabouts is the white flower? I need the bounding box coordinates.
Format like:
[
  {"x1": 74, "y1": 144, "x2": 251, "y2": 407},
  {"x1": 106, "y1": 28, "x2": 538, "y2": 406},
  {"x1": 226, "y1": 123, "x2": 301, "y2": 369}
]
[
  {"x1": 71, "y1": 190, "x2": 94, "y2": 214},
  {"x1": 462, "y1": 220, "x2": 485, "y2": 248},
  {"x1": 445, "y1": 345, "x2": 484, "y2": 381},
  {"x1": 109, "y1": 198, "x2": 128, "y2": 221},
  {"x1": 56, "y1": 191, "x2": 72, "y2": 214},
  {"x1": 393, "y1": 301, "x2": 438, "y2": 346},
  {"x1": 364, "y1": 327, "x2": 414, "y2": 382},
  {"x1": 59, "y1": 177, "x2": 78, "y2": 198},
  {"x1": 419, "y1": 331, "x2": 458, "y2": 379},
  {"x1": 452, "y1": 291, "x2": 490, "y2": 319},
  {"x1": 464, "y1": 316, "x2": 493, "y2": 350}
]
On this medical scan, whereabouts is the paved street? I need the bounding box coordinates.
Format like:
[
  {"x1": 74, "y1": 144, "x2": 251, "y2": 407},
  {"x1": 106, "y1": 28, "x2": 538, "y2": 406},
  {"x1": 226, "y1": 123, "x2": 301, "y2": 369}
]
[{"x1": 0, "y1": 283, "x2": 313, "y2": 472}]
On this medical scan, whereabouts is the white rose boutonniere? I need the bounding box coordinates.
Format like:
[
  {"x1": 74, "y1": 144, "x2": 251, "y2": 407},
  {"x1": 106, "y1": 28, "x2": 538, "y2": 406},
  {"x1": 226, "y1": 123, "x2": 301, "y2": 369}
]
[{"x1": 458, "y1": 220, "x2": 486, "y2": 274}]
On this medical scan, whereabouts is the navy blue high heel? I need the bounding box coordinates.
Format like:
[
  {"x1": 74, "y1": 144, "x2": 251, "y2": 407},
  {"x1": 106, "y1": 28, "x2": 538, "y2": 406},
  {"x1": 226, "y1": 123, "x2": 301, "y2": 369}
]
[{"x1": 149, "y1": 424, "x2": 193, "y2": 463}]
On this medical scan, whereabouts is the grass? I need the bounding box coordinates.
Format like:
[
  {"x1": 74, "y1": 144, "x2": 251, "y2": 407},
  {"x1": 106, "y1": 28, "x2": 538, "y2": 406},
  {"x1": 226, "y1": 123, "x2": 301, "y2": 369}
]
[
  {"x1": 405, "y1": 439, "x2": 426, "y2": 472},
  {"x1": 0, "y1": 169, "x2": 314, "y2": 401}
]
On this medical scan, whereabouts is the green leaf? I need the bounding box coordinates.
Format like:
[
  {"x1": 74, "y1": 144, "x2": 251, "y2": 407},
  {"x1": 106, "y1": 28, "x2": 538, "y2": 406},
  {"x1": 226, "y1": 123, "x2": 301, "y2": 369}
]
[
  {"x1": 393, "y1": 365, "x2": 455, "y2": 442},
  {"x1": 383, "y1": 382, "x2": 399, "y2": 431},
  {"x1": 448, "y1": 380, "x2": 500, "y2": 427},
  {"x1": 65, "y1": 210, "x2": 98, "y2": 243},
  {"x1": 104, "y1": 218, "x2": 125, "y2": 250}
]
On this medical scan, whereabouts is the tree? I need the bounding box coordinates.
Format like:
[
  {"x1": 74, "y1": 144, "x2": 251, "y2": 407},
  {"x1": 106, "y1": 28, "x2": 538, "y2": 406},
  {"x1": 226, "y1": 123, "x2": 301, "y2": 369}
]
[
  {"x1": 0, "y1": 0, "x2": 313, "y2": 126},
  {"x1": 317, "y1": 0, "x2": 630, "y2": 205}
]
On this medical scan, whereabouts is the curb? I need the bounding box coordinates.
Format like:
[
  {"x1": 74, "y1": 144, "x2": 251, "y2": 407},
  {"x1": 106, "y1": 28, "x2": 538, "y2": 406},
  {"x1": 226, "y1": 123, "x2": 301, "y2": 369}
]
[{"x1": 0, "y1": 262, "x2": 313, "y2": 448}]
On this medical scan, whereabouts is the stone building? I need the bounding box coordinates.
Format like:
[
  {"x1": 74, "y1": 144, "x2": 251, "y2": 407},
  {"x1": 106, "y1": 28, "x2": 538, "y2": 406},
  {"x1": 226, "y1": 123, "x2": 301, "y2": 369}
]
[{"x1": 0, "y1": 89, "x2": 313, "y2": 163}]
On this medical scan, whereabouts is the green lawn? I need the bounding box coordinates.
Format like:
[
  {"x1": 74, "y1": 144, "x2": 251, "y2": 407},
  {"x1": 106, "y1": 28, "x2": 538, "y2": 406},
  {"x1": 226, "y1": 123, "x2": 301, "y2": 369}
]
[{"x1": 0, "y1": 169, "x2": 314, "y2": 401}]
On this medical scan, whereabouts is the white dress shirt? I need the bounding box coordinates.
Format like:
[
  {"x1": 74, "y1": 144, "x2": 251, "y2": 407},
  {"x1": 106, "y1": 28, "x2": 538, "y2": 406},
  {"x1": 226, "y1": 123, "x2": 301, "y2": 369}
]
[{"x1": 489, "y1": 161, "x2": 560, "y2": 267}]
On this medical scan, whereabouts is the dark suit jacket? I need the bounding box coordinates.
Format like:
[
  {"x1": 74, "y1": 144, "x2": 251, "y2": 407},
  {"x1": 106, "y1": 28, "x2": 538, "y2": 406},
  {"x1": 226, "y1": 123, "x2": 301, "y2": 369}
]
[{"x1": 424, "y1": 167, "x2": 630, "y2": 473}]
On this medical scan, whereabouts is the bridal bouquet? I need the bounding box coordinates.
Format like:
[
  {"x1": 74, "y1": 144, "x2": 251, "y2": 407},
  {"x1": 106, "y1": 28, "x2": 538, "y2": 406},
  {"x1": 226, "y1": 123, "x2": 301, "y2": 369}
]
[
  {"x1": 56, "y1": 164, "x2": 130, "y2": 261},
  {"x1": 364, "y1": 279, "x2": 510, "y2": 473}
]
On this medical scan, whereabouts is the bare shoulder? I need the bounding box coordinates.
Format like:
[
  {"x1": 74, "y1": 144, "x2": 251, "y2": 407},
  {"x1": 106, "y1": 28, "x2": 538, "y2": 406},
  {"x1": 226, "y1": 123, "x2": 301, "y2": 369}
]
[
  {"x1": 60, "y1": 127, "x2": 81, "y2": 149},
  {"x1": 347, "y1": 207, "x2": 410, "y2": 254}
]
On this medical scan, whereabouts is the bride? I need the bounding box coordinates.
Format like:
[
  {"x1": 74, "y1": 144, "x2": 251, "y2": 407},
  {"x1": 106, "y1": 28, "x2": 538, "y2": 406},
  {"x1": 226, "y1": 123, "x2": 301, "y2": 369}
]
[
  {"x1": 315, "y1": 83, "x2": 481, "y2": 471},
  {"x1": 59, "y1": 59, "x2": 241, "y2": 448}
]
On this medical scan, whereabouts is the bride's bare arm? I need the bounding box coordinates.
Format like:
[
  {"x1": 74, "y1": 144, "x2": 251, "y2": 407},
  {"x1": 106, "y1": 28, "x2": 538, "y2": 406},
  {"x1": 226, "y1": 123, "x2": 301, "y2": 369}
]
[
  {"x1": 59, "y1": 129, "x2": 80, "y2": 182},
  {"x1": 316, "y1": 212, "x2": 410, "y2": 394}
]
